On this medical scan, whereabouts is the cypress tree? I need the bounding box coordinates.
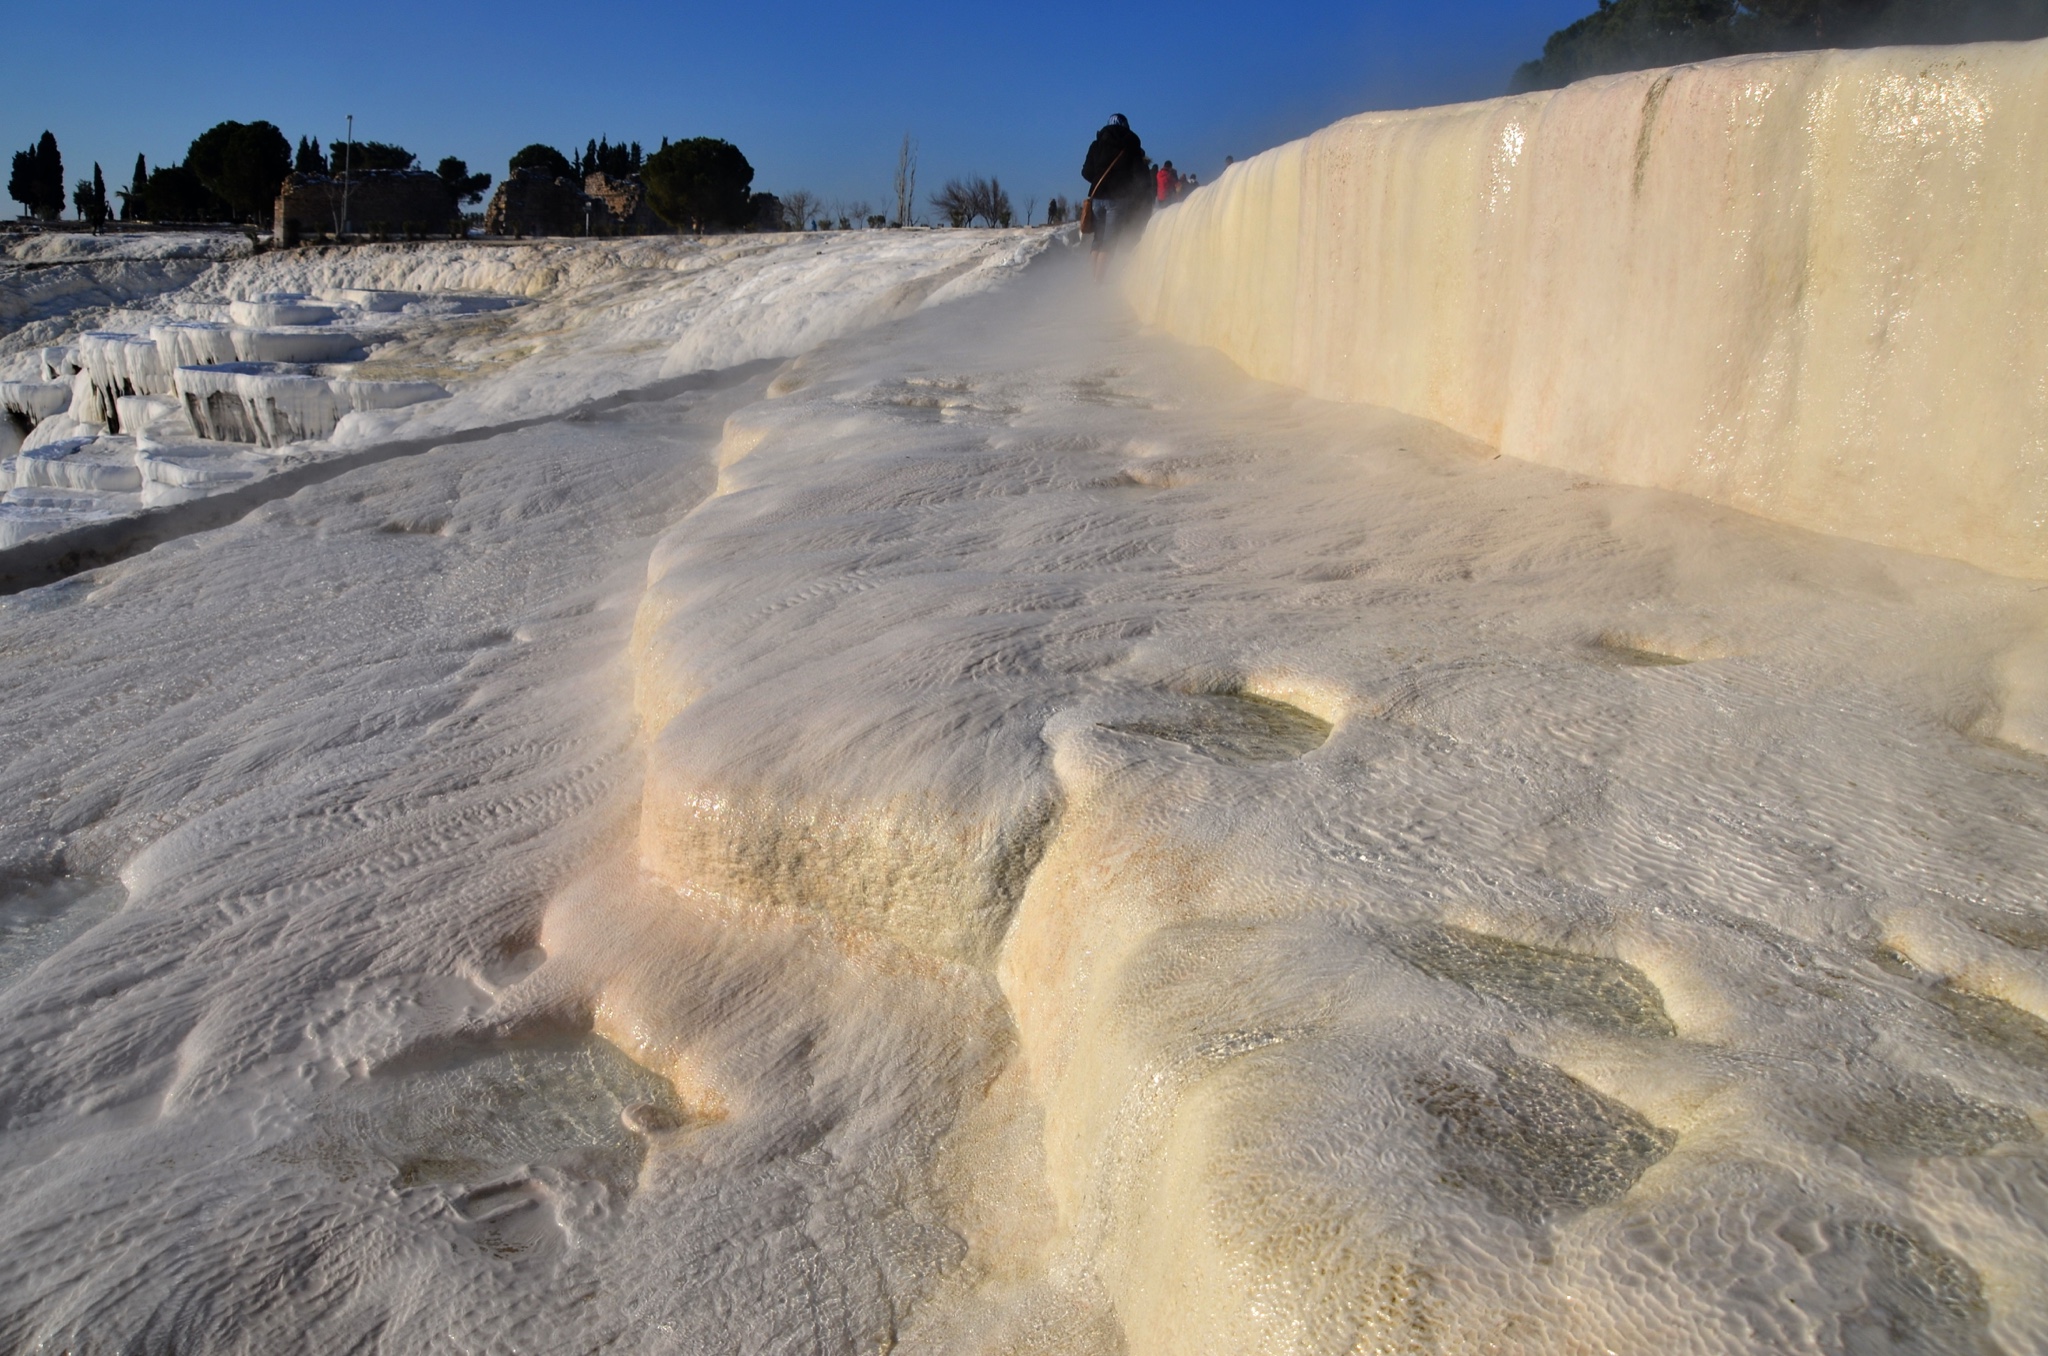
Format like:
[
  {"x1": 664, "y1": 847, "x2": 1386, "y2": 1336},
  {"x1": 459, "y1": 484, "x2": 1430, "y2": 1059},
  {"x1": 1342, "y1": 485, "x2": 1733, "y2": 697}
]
[
  {"x1": 122, "y1": 153, "x2": 146, "y2": 220},
  {"x1": 10, "y1": 132, "x2": 67, "y2": 219},
  {"x1": 38, "y1": 132, "x2": 62, "y2": 219},
  {"x1": 72, "y1": 162, "x2": 109, "y2": 229}
]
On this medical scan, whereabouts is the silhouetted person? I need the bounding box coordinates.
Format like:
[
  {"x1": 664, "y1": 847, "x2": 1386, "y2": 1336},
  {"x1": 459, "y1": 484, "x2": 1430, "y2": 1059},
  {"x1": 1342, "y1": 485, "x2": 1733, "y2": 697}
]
[{"x1": 1082, "y1": 113, "x2": 1147, "y2": 281}]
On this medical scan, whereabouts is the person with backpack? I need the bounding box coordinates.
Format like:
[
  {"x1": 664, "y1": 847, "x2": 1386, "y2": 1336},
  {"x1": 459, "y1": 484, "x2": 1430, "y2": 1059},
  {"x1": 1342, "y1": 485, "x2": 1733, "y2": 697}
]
[{"x1": 1081, "y1": 114, "x2": 1148, "y2": 281}]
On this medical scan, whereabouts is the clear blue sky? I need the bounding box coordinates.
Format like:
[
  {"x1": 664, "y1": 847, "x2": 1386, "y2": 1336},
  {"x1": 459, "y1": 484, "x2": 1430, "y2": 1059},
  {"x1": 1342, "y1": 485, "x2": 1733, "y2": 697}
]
[{"x1": 5, "y1": 0, "x2": 1590, "y2": 221}]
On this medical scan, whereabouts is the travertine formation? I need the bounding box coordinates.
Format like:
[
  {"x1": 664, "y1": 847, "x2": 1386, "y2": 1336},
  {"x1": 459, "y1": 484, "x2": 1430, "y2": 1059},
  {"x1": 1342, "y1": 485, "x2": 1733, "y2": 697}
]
[{"x1": 1126, "y1": 40, "x2": 2048, "y2": 579}]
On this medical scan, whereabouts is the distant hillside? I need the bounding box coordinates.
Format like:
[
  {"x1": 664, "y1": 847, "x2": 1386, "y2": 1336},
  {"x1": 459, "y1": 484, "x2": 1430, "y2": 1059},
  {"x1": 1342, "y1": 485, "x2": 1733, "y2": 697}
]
[{"x1": 1511, "y1": 0, "x2": 2048, "y2": 91}]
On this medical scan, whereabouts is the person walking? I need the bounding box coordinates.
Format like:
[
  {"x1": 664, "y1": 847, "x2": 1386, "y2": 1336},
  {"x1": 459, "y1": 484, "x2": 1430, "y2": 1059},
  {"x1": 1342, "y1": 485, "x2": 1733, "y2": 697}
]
[{"x1": 1081, "y1": 113, "x2": 1147, "y2": 282}]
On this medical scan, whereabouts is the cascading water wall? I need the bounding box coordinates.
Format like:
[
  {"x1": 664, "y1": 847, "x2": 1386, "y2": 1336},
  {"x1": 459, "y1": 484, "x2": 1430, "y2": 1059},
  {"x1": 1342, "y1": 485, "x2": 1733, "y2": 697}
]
[{"x1": 1124, "y1": 40, "x2": 2048, "y2": 579}]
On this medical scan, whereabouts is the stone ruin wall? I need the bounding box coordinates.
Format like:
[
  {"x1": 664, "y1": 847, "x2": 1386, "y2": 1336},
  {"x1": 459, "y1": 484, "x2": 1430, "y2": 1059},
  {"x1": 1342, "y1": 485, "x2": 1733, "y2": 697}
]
[{"x1": 274, "y1": 171, "x2": 458, "y2": 240}]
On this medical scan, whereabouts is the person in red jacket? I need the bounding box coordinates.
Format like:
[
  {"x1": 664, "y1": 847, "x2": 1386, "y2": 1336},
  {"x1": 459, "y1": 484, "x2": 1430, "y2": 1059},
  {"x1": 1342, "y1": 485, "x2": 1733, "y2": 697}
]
[{"x1": 1156, "y1": 161, "x2": 1176, "y2": 204}]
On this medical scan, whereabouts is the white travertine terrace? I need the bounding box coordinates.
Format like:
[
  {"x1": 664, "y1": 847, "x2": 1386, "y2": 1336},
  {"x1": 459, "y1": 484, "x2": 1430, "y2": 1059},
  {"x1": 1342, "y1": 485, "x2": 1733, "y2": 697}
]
[
  {"x1": 616, "y1": 278, "x2": 2048, "y2": 1352},
  {"x1": 226, "y1": 295, "x2": 338, "y2": 327},
  {"x1": 12, "y1": 437, "x2": 142, "y2": 493},
  {"x1": 147, "y1": 321, "x2": 240, "y2": 370},
  {"x1": 0, "y1": 380, "x2": 70, "y2": 456},
  {"x1": 1126, "y1": 40, "x2": 2048, "y2": 579},
  {"x1": 3, "y1": 184, "x2": 2044, "y2": 1348},
  {"x1": 0, "y1": 231, "x2": 1047, "y2": 547},
  {"x1": 173, "y1": 363, "x2": 446, "y2": 447}
]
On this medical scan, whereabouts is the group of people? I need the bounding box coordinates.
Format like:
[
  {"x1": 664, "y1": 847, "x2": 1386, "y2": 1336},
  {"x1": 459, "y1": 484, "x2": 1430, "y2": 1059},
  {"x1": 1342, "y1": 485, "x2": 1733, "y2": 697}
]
[
  {"x1": 1155, "y1": 163, "x2": 1199, "y2": 204},
  {"x1": 1079, "y1": 113, "x2": 1208, "y2": 281}
]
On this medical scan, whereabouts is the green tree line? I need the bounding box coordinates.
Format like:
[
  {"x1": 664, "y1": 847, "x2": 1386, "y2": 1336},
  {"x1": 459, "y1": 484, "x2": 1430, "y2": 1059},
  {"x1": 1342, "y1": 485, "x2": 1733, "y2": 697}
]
[
  {"x1": 509, "y1": 135, "x2": 759, "y2": 232},
  {"x1": 9, "y1": 123, "x2": 493, "y2": 224},
  {"x1": 1514, "y1": 0, "x2": 2048, "y2": 90},
  {"x1": 15, "y1": 121, "x2": 768, "y2": 236}
]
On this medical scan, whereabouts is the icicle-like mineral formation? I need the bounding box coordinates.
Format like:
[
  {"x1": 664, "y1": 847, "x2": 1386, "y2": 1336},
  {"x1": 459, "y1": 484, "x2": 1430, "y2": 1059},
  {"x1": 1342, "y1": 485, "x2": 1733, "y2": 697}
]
[
  {"x1": 174, "y1": 363, "x2": 446, "y2": 447},
  {"x1": 149, "y1": 322, "x2": 240, "y2": 370},
  {"x1": 0, "y1": 382, "x2": 72, "y2": 456},
  {"x1": 72, "y1": 332, "x2": 172, "y2": 429}
]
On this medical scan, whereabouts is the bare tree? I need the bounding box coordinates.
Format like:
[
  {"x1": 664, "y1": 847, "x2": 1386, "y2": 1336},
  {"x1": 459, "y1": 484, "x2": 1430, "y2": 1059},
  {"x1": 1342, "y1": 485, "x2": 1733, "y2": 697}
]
[
  {"x1": 893, "y1": 134, "x2": 917, "y2": 227},
  {"x1": 781, "y1": 188, "x2": 819, "y2": 231},
  {"x1": 930, "y1": 179, "x2": 974, "y2": 227},
  {"x1": 931, "y1": 176, "x2": 1013, "y2": 228},
  {"x1": 1022, "y1": 197, "x2": 1036, "y2": 228},
  {"x1": 845, "y1": 199, "x2": 873, "y2": 228}
]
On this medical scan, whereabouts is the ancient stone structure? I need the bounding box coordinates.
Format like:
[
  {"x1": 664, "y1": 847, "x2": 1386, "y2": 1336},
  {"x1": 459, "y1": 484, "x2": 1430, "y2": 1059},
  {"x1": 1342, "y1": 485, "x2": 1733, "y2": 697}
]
[
  {"x1": 583, "y1": 172, "x2": 662, "y2": 232},
  {"x1": 273, "y1": 171, "x2": 456, "y2": 241},
  {"x1": 481, "y1": 169, "x2": 667, "y2": 237},
  {"x1": 482, "y1": 169, "x2": 585, "y2": 238}
]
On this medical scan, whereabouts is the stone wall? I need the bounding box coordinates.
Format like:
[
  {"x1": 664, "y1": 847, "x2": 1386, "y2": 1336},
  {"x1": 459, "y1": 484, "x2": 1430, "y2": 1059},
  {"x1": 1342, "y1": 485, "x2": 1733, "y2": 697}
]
[
  {"x1": 583, "y1": 173, "x2": 663, "y2": 232},
  {"x1": 482, "y1": 169, "x2": 584, "y2": 237},
  {"x1": 482, "y1": 169, "x2": 668, "y2": 237},
  {"x1": 274, "y1": 171, "x2": 457, "y2": 240}
]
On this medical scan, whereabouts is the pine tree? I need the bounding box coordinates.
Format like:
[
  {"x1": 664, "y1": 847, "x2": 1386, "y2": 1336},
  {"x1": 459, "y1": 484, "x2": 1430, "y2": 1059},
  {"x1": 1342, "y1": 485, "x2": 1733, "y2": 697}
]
[
  {"x1": 435, "y1": 157, "x2": 492, "y2": 207},
  {"x1": 295, "y1": 136, "x2": 325, "y2": 175},
  {"x1": 630, "y1": 142, "x2": 642, "y2": 174},
  {"x1": 643, "y1": 138, "x2": 755, "y2": 233},
  {"x1": 185, "y1": 121, "x2": 291, "y2": 222}
]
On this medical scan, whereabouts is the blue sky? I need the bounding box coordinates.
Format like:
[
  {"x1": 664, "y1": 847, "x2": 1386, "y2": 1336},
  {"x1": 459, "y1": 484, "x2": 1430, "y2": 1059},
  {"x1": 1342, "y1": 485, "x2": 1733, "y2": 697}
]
[{"x1": 5, "y1": 0, "x2": 1590, "y2": 221}]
